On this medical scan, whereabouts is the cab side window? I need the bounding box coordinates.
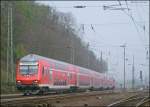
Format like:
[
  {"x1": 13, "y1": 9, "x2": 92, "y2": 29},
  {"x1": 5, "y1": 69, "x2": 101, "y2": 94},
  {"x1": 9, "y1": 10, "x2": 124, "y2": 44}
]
[
  {"x1": 42, "y1": 67, "x2": 44, "y2": 75},
  {"x1": 70, "y1": 73, "x2": 72, "y2": 79},
  {"x1": 49, "y1": 68, "x2": 52, "y2": 80}
]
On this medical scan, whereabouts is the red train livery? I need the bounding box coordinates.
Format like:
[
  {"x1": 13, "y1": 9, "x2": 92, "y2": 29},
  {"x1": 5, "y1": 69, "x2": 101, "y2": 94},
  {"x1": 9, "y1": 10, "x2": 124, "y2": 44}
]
[{"x1": 16, "y1": 54, "x2": 115, "y2": 94}]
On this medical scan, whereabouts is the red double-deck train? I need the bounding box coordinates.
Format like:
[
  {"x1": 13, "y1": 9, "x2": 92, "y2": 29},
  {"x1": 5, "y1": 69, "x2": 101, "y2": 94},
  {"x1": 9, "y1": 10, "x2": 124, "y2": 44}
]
[{"x1": 16, "y1": 54, "x2": 115, "y2": 94}]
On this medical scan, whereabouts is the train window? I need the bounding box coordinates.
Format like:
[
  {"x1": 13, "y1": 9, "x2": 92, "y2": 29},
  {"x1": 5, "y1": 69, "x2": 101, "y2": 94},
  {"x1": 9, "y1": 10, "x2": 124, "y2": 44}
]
[
  {"x1": 60, "y1": 80, "x2": 62, "y2": 85},
  {"x1": 43, "y1": 67, "x2": 48, "y2": 76},
  {"x1": 49, "y1": 69, "x2": 53, "y2": 80},
  {"x1": 45, "y1": 68, "x2": 47, "y2": 75},
  {"x1": 64, "y1": 80, "x2": 66, "y2": 85},
  {"x1": 47, "y1": 70, "x2": 49, "y2": 74},
  {"x1": 20, "y1": 65, "x2": 28, "y2": 75},
  {"x1": 44, "y1": 67, "x2": 47, "y2": 76},
  {"x1": 28, "y1": 65, "x2": 38, "y2": 74},
  {"x1": 20, "y1": 65, "x2": 38, "y2": 75},
  {"x1": 69, "y1": 73, "x2": 72, "y2": 79},
  {"x1": 42, "y1": 67, "x2": 44, "y2": 75},
  {"x1": 67, "y1": 72, "x2": 69, "y2": 78}
]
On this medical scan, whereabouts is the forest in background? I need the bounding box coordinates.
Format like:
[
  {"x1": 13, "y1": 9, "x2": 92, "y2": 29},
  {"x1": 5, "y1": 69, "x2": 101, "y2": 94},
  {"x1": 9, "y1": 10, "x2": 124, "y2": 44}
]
[{"x1": 1, "y1": 1, "x2": 108, "y2": 93}]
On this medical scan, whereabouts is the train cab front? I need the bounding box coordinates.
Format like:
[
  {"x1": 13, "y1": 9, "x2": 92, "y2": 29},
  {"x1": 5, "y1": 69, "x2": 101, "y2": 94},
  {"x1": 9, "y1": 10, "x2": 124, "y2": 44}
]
[{"x1": 16, "y1": 61, "x2": 40, "y2": 91}]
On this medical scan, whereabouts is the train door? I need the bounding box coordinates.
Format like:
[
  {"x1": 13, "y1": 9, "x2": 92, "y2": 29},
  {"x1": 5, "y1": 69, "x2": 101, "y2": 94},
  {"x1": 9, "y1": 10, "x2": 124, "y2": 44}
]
[
  {"x1": 67, "y1": 65, "x2": 73, "y2": 86},
  {"x1": 49, "y1": 68, "x2": 53, "y2": 85},
  {"x1": 41, "y1": 66, "x2": 46, "y2": 84},
  {"x1": 49, "y1": 62, "x2": 54, "y2": 85},
  {"x1": 90, "y1": 72, "x2": 93, "y2": 88},
  {"x1": 67, "y1": 65, "x2": 76, "y2": 87},
  {"x1": 40, "y1": 60, "x2": 50, "y2": 85},
  {"x1": 74, "y1": 67, "x2": 78, "y2": 86},
  {"x1": 49, "y1": 62, "x2": 55, "y2": 85},
  {"x1": 41, "y1": 66, "x2": 49, "y2": 84}
]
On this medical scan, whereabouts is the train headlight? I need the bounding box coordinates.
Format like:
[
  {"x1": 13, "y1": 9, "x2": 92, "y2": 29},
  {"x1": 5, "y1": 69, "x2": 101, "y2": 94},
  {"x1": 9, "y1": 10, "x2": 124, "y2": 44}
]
[
  {"x1": 17, "y1": 80, "x2": 21, "y2": 85},
  {"x1": 34, "y1": 80, "x2": 38, "y2": 83},
  {"x1": 33, "y1": 80, "x2": 38, "y2": 84},
  {"x1": 17, "y1": 80, "x2": 21, "y2": 83}
]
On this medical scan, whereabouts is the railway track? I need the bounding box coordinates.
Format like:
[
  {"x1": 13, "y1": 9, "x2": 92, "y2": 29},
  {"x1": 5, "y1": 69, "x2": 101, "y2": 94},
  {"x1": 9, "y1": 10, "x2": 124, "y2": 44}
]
[
  {"x1": 136, "y1": 96, "x2": 150, "y2": 107},
  {"x1": 1, "y1": 90, "x2": 148, "y2": 107},
  {"x1": 0, "y1": 93, "x2": 23, "y2": 99},
  {"x1": 107, "y1": 91, "x2": 149, "y2": 107},
  {"x1": 0, "y1": 92, "x2": 57, "y2": 100},
  {"x1": 1, "y1": 90, "x2": 120, "y2": 107}
]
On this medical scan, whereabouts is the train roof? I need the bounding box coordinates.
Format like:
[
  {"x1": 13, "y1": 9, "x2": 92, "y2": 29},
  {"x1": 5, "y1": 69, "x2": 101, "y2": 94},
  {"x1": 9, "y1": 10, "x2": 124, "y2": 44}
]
[
  {"x1": 20, "y1": 54, "x2": 75, "y2": 67},
  {"x1": 20, "y1": 54, "x2": 57, "y2": 62},
  {"x1": 20, "y1": 54, "x2": 109, "y2": 77}
]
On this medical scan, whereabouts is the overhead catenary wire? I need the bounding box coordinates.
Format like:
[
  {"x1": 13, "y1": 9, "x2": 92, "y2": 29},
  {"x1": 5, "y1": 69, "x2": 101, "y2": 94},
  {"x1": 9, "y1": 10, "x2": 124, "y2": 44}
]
[
  {"x1": 89, "y1": 24, "x2": 105, "y2": 41},
  {"x1": 117, "y1": 0, "x2": 147, "y2": 48},
  {"x1": 90, "y1": 44, "x2": 149, "y2": 48},
  {"x1": 125, "y1": 0, "x2": 130, "y2": 11},
  {"x1": 77, "y1": 21, "x2": 149, "y2": 39},
  {"x1": 135, "y1": 2, "x2": 144, "y2": 26},
  {"x1": 77, "y1": 21, "x2": 149, "y2": 48},
  {"x1": 91, "y1": 24, "x2": 95, "y2": 32},
  {"x1": 47, "y1": 4, "x2": 149, "y2": 8},
  {"x1": 135, "y1": 2, "x2": 149, "y2": 35},
  {"x1": 77, "y1": 21, "x2": 148, "y2": 26},
  {"x1": 89, "y1": 24, "x2": 105, "y2": 42}
]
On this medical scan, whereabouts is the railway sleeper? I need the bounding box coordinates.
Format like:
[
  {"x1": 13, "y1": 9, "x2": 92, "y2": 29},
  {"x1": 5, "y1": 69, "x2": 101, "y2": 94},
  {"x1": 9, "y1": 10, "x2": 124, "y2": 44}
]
[{"x1": 36, "y1": 103, "x2": 53, "y2": 107}]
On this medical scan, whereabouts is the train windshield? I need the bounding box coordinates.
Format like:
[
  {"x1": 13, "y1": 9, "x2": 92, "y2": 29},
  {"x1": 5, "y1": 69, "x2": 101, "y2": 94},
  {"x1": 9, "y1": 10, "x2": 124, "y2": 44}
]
[{"x1": 20, "y1": 65, "x2": 38, "y2": 75}]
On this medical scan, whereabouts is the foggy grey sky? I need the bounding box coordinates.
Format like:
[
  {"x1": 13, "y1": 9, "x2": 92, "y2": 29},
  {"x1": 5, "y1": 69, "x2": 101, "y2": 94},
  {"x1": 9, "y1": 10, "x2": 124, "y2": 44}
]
[{"x1": 36, "y1": 1, "x2": 149, "y2": 87}]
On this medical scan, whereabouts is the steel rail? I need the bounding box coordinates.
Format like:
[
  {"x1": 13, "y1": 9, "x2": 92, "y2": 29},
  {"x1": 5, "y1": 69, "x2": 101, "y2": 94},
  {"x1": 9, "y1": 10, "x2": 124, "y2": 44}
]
[
  {"x1": 1, "y1": 90, "x2": 119, "y2": 106},
  {"x1": 107, "y1": 93, "x2": 148, "y2": 107},
  {"x1": 0, "y1": 93, "x2": 23, "y2": 99},
  {"x1": 136, "y1": 96, "x2": 150, "y2": 107},
  {"x1": 107, "y1": 94, "x2": 139, "y2": 107},
  {"x1": 1, "y1": 90, "x2": 147, "y2": 107}
]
